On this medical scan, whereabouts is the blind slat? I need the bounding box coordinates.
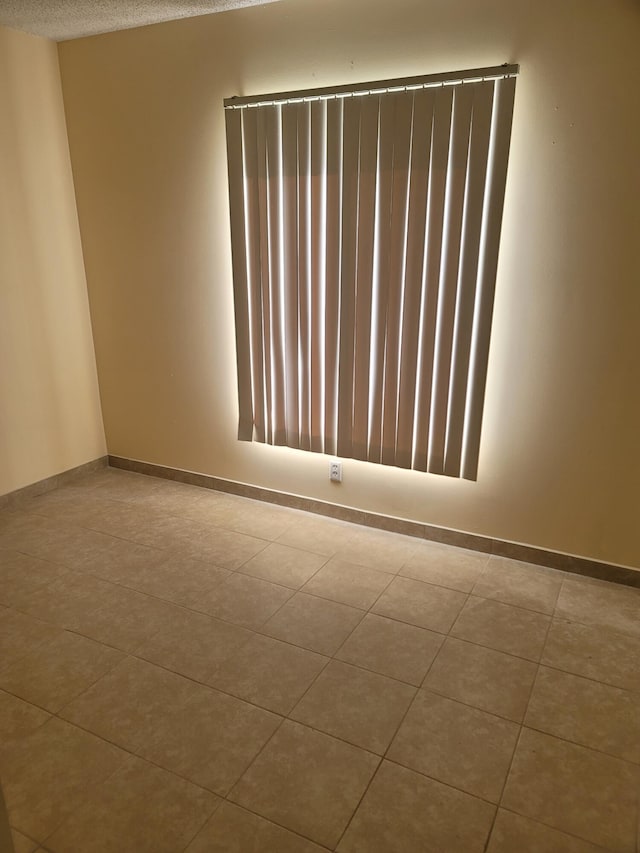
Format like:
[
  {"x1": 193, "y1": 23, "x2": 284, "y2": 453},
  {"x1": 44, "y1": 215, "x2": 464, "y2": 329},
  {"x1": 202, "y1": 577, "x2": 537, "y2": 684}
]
[
  {"x1": 336, "y1": 97, "x2": 361, "y2": 459},
  {"x1": 367, "y1": 95, "x2": 396, "y2": 464},
  {"x1": 297, "y1": 102, "x2": 312, "y2": 450},
  {"x1": 225, "y1": 109, "x2": 254, "y2": 440},
  {"x1": 395, "y1": 89, "x2": 436, "y2": 469},
  {"x1": 444, "y1": 81, "x2": 494, "y2": 475},
  {"x1": 238, "y1": 111, "x2": 266, "y2": 443},
  {"x1": 266, "y1": 107, "x2": 287, "y2": 445},
  {"x1": 411, "y1": 86, "x2": 454, "y2": 471},
  {"x1": 256, "y1": 109, "x2": 273, "y2": 443},
  {"x1": 428, "y1": 84, "x2": 474, "y2": 474},
  {"x1": 281, "y1": 104, "x2": 300, "y2": 448},
  {"x1": 381, "y1": 91, "x2": 414, "y2": 466},
  {"x1": 462, "y1": 76, "x2": 517, "y2": 480},
  {"x1": 310, "y1": 100, "x2": 325, "y2": 452},
  {"x1": 323, "y1": 99, "x2": 342, "y2": 456},
  {"x1": 352, "y1": 95, "x2": 380, "y2": 461}
]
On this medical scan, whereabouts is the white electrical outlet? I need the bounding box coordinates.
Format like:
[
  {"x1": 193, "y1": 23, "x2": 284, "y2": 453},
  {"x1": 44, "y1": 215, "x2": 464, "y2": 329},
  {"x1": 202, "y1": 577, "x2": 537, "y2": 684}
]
[{"x1": 329, "y1": 461, "x2": 343, "y2": 483}]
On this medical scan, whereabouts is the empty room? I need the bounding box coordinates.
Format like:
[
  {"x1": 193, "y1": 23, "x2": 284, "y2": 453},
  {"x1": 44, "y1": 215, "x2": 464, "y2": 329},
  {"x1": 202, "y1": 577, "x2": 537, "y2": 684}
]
[{"x1": 0, "y1": 0, "x2": 639, "y2": 851}]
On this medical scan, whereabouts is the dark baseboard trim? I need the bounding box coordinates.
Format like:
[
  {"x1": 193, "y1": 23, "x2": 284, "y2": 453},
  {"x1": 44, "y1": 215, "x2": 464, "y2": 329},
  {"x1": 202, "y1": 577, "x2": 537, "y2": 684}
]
[
  {"x1": 108, "y1": 455, "x2": 640, "y2": 589},
  {"x1": 0, "y1": 456, "x2": 108, "y2": 510}
]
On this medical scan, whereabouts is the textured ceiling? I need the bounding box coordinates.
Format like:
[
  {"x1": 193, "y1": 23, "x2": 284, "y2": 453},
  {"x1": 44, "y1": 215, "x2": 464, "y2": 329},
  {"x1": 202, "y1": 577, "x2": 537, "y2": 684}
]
[{"x1": 0, "y1": 0, "x2": 281, "y2": 41}]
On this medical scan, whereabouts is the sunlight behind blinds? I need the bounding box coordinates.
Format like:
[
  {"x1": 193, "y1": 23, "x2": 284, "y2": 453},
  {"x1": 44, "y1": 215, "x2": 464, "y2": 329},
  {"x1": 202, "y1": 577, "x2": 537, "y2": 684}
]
[{"x1": 225, "y1": 67, "x2": 517, "y2": 479}]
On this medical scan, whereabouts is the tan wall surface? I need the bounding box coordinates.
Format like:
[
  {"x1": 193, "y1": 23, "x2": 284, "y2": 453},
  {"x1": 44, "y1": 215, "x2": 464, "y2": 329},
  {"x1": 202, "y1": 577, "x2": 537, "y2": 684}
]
[
  {"x1": 58, "y1": 0, "x2": 640, "y2": 567},
  {"x1": 0, "y1": 26, "x2": 106, "y2": 495}
]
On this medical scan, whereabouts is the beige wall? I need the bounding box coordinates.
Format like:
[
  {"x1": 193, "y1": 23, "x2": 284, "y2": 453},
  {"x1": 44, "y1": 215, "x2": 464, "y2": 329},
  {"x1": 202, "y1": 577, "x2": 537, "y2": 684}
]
[
  {"x1": 0, "y1": 26, "x2": 105, "y2": 495},
  {"x1": 58, "y1": 0, "x2": 640, "y2": 567}
]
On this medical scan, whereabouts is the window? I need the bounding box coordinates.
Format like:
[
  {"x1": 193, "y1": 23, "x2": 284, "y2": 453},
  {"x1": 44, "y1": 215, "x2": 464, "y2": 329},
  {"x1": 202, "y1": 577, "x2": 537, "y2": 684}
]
[{"x1": 224, "y1": 64, "x2": 517, "y2": 479}]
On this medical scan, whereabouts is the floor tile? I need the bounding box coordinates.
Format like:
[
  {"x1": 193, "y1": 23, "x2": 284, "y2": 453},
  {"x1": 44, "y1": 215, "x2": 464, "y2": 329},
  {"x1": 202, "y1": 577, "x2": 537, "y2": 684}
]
[
  {"x1": 336, "y1": 614, "x2": 443, "y2": 686},
  {"x1": 0, "y1": 717, "x2": 126, "y2": 843},
  {"x1": 424, "y1": 638, "x2": 537, "y2": 721},
  {"x1": 230, "y1": 720, "x2": 379, "y2": 849},
  {"x1": 451, "y1": 596, "x2": 550, "y2": 661},
  {"x1": 14, "y1": 523, "x2": 115, "y2": 573},
  {"x1": 542, "y1": 618, "x2": 640, "y2": 691},
  {"x1": 171, "y1": 491, "x2": 240, "y2": 526},
  {"x1": 195, "y1": 572, "x2": 293, "y2": 629},
  {"x1": 16, "y1": 572, "x2": 114, "y2": 630},
  {"x1": 178, "y1": 526, "x2": 268, "y2": 569},
  {"x1": 502, "y1": 727, "x2": 640, "y2": 852},
  {"x1": 0, "y1": 690, "x2": 50, "y2": 741},
  {"x1": 486, "y1": 809, "x2": 610, "y2": 853},
  {"x1": 0, "y1": 550, "x2": 68, "y2": 608},
  {"x1": 74, "y1": 470, "x2": 158, "y2": 503},
  {"x1": 139, "y1": 686, "x2": 281, "y2": 795},
  {"x1": 302, "y1": 558, "x2": 393, "y2": 609},
  {"x1": 59, "y1": 657, "x2": 199, "y2": 751},
  {"x1": 278, "y1": 516, "x2": 356, "y2": 556},
  {"x1": 80, "y1": 585, "x2": 185, "y2": 653},
  {"x1": 17, "y1": 572, "x2": 183, "y2": 653},
  {"x1": 262, "y1": 592, "x2": 364, "y2": 655},
  {"x1": 555, "y1": 578, "x2": 640, "y2": 637},
  {"x1": 238, "y1": 543, "x2": 327, "y2": 589},
  {"x1": 10, "y1": 829, "x2": 38, "y2": 853},
  {"x1": 114, "y1": 513, "x2": 212, "y2": 552},
  {"x1": 186, "y1": 802, "x2": 325, "y2": 853},
  {"x1": 291, "y1": 660, "x2": 415, "y2": 754},
  {"x1": 115, "y1": 554, "x2": 232, "y2": 607},
  {"x1": 335, "y1": 528, "x2": 419, "y2": 574},
  {"x1": 136, "y1": 609, "x2": 253, "y2": 683},
  {"x1": 0, "y1": 609, "x2": 61, "y2": 669},
  {"x1": 19, "y1": 489, "x2": 112, "y2": 527},
  {"x1": 70, "y1": 536, "x2": 168, "y2": 584},
  {"x1": 193, "y1": 495, "x2": 295, "y2": 541},
  {"x1": 209, "y1": 633, "x2": 328, "y2": 714},
  {"x1": 46, "y1": 754, "x2": 218, "y2": 853},
  {"x1": 473, "y1": 557, "x2": 562, "y2": 614},
  {"x1": 0, "y1": 511, "x2": 51, "y2": 553},
  {"x1": 130, "y1": 486, "x2": 212, "y2": 517},
  {"x1": 0, "y1": 630, "x2": 123, "y2": 712},
  {"x1": 388, "y1": 690, "x2": 518, "y2": 802},
  {"x1": 337, "y1": 760, "x2": 495, "y2": 852},
  {"x1": 525, "y1": 666, "x2": 640, "y2": 762},
  {"x1": 372, "y1": 576, "x2": 467, "y2": 633},
  {"x1": 81, "y1": 501, "x2": 168, "y2": 542},
  {"x1": 400, "y1": 541, "x2": 489, "y2": 592}
]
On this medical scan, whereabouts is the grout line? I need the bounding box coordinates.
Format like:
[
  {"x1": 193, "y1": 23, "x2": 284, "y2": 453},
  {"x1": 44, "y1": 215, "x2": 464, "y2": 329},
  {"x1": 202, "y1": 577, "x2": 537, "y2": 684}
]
[
  {"x1": 479, "y1": 602, "x2": 551, "y2": 847},
  {"x1": 334, "y1": 580, "x2": 472, "y2": 848},
  {"x1": 534, "y1": 657, "x2": 640, "y2": 694},
  {"x1": 181, "y1": 799, "x2": 336, "y2": 853},
  {"x1": 329, "y1": 754, "x2": 383, "y2": 850},
  {"x1": 513, "y1": 722, "x2": 640, "y2": 768},
  {"x1": 215, "y1": 797, "x2": 336, "y2": 852},
  {"x1": 491, "y1": 807, "x2": 616, "y2": 853},
  {"x1": 336, "y1": 591, "x2": 479, "y2": 847},
  {"x1": 482, "y1": 724, "x2": 523, "y2": 852},
  {"x1": 177, "y1": 795, "x2": 225, "y2": 853}
]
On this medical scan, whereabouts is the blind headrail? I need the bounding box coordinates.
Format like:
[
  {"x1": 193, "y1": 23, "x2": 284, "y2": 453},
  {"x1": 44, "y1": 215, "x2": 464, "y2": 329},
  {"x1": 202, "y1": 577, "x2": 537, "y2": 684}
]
[{"x1": 224, "y1": 64, "x2": 518, "y2": 111}]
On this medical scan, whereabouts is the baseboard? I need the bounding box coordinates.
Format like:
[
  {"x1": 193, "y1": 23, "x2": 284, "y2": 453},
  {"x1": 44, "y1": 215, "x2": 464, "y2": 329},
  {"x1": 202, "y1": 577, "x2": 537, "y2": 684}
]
[
  {"x1": 0, "y1": 456, "x2": 108, "y2": 510},
  {"x1": 108, "y1": 455, "x2": 640, "y2": 589}
]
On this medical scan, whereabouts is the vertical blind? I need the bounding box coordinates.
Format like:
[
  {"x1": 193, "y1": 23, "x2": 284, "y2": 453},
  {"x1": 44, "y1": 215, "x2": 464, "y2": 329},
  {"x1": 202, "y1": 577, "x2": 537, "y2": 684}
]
[{"x1": 224, "y1": 65, "x2": 517, "y2": 479}]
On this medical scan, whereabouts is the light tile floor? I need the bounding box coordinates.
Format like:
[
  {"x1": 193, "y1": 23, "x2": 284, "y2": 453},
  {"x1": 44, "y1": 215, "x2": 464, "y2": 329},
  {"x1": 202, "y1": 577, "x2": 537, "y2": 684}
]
[{"x1": 0, "y1": 468, "x2": 639, "y2": 852}]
